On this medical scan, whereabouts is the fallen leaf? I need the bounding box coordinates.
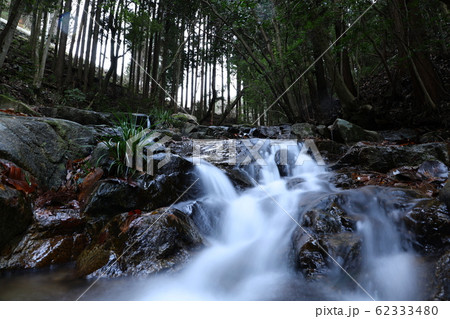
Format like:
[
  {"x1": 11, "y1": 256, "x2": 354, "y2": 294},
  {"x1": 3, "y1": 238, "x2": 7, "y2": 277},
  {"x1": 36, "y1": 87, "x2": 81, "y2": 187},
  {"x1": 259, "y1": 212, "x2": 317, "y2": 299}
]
[
  {"x1": 0, "y1": 109, "x2": 28, "y2": 116},
  {"x1": 78, "y1": 167, "x2": 104, "y2": 204},
  {"x1": 0, "y1": 162, "x2": 38, "y2": 194}
]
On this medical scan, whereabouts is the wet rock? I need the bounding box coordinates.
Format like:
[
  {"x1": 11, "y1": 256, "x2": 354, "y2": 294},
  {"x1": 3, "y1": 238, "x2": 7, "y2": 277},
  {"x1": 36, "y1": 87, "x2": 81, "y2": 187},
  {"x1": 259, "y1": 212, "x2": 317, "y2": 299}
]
[
  {"x1": 181, "y1": 122, "x2": 198, "y2": 135},
  {"x1": 88, "y1": 142, "x2": 110, "y2": 167},
  {"x1": 292, "y1": 192, "x2": 362, "y2": 279},
  {"x1": 418, "y1": 161, "x2": 448, "y2": 180},
  {"x1": 238, "y1": 126, "x2": 253, "y2": 136},
  {"x1": 138, "y1": 154, "x2": 195, "y2": 210},
  {"x1": 419, "y1": 130, "x2": 450, "y2": 143},
  {"x1": 292, "y1": 187, "x2": 423, "y2": 280},
  {"x1": 293, "y1": 233, "x2": 362, "y2": 280},
  {"x1": 340, "y1": 142, "x2": 449, "y2": 173},
  {"x1": 0, "y1": 115, "x2": 96, "y2": 188},
  {"x1": 0, "y1": 184, "x2": 33, "y2": 248},
  {"x1": 224, "y1": 167, "x2": 255, "y2": 190},
  {"x1": 189, "y1": 131, "x2": 207, "y2": 139},
  {"x1": 296, "y1": 239, "x2": 328, "y2": 278},
  {"x1": 329, "y1": 118, "x2": 382, "y2": 144},
  {"x1": 0, "y1": 233, "x2": 87, "y2": 270},
  {"x1": 33, "y1": 208, "x2": 86, "y2": 236},
  {"x1": 439, "y1": 181, "x2": 450, "y2": 210},
  {"x1": 316, "y1": 125, "x2": 331, "y2": 139},
  {"x1": 403, "y1": 199, "x2": 450, "y2": 255},
  {"x1": 379, "y1": 128, "x2": 418, "y2": 143},
  {"x1": 302, "y1": 208, "x2": 349, "y2": 234},
  {"x1": 433, "y1": 251, "x2": 450, "y2": 300},
  {"x1": 0, "y1": 208, "x2": 87, "y2": 270},
  {"x1": 76, "y1": 208, "x2": 203, "y2": 277},
  {"x1": 329, "y1": 171, "x2": 356, "y2": 189},
  {"x1": 250, "y1": 126, "x2": 282, "y2": 139},
  {"x1": 315, "y1": 140, "x2": 348, "y2": 163},
  {"x1": 291, "y1": 123, "x2": 319, "y2": 139},
  {"x1": 83, "y1": 154, "x2": 195, "y2": 216},
  {"x1": 322, "y1": 232, "x2": 362, "y2": 275},
  {"x1": 82, "y1": 180, "x2": 140, "y2": 216},
  {"x1": 37, "y1": 106, "x2": 112, "y2": 125},
  {"x1": 175, "y1": 200, "x2": 223, "y2": 237},
  {"x1": 299, "y1": 193, "x2": 358, "y2": 233},
  {"x1": 275, "y1": 147, "x2": 303, "y2": 177}
]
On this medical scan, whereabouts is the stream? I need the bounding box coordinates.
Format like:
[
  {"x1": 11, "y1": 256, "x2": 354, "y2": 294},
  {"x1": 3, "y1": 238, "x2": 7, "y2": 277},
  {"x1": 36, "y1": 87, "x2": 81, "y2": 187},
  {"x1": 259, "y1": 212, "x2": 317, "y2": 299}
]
[{"x1": 0, "y1": 140, "x2": 432, "y2": 300}]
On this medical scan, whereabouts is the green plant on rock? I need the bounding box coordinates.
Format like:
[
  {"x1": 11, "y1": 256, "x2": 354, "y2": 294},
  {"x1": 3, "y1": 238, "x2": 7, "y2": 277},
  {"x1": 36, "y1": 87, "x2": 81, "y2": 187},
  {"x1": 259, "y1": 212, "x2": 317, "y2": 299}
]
[
  {"x1": 102, "y1": 113, "x2": 153, "y2": 176},
  {"x1": 150, "y1": 108, "x2": 176, "y2": 128}
]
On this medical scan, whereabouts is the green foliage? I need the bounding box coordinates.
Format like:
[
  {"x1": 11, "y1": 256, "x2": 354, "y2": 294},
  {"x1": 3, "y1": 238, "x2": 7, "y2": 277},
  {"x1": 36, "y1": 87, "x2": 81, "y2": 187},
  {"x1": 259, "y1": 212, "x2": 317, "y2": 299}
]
[
  {"x1": 102, "y1": 113, "x2": 149, "y2": 176},
  {"x1": 63, "y1": 88, "x2": 86, "y2": 106},
  {"x1": 150, "y1": 108, "x2": 176, "y2": 128}
]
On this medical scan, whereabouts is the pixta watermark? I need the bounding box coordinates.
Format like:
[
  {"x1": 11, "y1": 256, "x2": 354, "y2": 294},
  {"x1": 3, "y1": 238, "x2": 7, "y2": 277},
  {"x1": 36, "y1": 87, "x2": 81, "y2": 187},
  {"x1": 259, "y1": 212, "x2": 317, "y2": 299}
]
[{"x1": 126, "y1": 131, "x2": 325, "y2": 175}]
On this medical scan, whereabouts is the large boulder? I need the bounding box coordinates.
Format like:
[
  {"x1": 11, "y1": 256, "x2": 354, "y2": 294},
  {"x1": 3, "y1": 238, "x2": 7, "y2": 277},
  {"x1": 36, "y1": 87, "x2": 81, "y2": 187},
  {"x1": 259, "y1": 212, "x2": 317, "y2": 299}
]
[
  {"x1": 249, "y1": 126, "x2": 283, "y2": 139},
  {"x1": 0, "y1": 208, "x2": 87, "y2": 270},
  {"x1": 83, "y1": 154, "x2": 195, "y2": 216},
  {"x1": 340, "y1": 142, "x2": 449, "y2": 173},
  {"x1": 292, "y1": 187, "x2": 424, "y2": 280},
  {"x1": 37, "y1": 106, "x2": 112, "y2": 125},
  {"x1": 403, "y1": 199, "x2": 450, "y2": 255},
  {"x1": 76, "y1": 208, "x2": 203, "y2": 277},
  {"x1": 0, "y1": 114, "x2": 96, "y2": 188},
  {"x1": 291, "y1": 123, "x2": 319, "y2": 139},
  {"x1": 0, "y1": 184, "x2": 32, "y2": 248},
  {"x1": 172, "y1": 112, "x2": 198, "y2": 123},
  {"x1": 330, "y1": 118, "x2": 382, "y2": 144},
  {"x1": 292, "y1": 192, "x2": 361, "y2": 279}
]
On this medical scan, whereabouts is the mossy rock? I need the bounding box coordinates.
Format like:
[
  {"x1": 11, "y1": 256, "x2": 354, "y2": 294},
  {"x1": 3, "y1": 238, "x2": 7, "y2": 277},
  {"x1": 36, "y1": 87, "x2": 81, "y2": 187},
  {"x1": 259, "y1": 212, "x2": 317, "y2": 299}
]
[
  {"x1": 0, "y1": 94, "x2": 40, "y2": 116},
  {"x1": 172, "y1": 113, "x2": 198, "y2": 123}
]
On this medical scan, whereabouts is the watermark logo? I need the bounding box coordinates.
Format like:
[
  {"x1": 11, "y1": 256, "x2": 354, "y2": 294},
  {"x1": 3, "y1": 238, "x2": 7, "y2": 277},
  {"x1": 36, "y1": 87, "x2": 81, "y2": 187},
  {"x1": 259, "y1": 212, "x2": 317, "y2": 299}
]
[
  {"x1": 192, "y1": 138, "x2": 325, "y2": 167},
  {"x1": 126, "y1": 132, "x2": 325, "y2": 175},
  {"x1": 126, "y1": 129, "x2": 172, "y2": 176}
]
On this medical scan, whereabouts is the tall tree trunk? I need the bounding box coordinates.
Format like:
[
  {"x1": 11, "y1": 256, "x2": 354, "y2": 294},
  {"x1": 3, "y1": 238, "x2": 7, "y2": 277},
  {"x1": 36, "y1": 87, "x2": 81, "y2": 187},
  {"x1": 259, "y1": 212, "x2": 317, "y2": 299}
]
[
  {"x1": 86, "y1": 0, "x2": 102, "y2": 90},
  {"x1": 102, "y1": 0, "x2": 121, "y2": 94},
  {"x1": 390, "y1": 0, "x2": 445, "y2": 110},
  {"x1": 201, "y1": 49, "x2": 217, "y2": 124},
  {"x1": 82, "y1": 0, "x2": 96, "y2": 91},
  {"x1": 77, "y1": 0, "x2": 90, "y2": 83},
  {"x1": 0, "y1": 0, "x2": 25, "y2": 68},
  {"x1": 52, "y1": 3, "x2": 63, "y2": 71},
  {"x1": 55, "y1": 0, "x2": 72, "y2": 86},
  {"x1": 66, "y1": 0, "x2": 81, "y2": 86},
  {"x1": 30, "y1": 8, "x2": 42, "y2": 73},
  {"x1": 34, "y1": 9, "x2": 60, "y2": 89}
]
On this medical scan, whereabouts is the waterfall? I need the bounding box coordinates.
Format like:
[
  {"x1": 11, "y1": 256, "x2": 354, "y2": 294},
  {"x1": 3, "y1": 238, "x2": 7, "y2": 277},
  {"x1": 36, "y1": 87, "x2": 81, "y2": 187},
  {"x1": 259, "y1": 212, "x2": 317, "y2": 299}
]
[{"x1": 142, "y1": 140, "x2": 421, "y2": 300}]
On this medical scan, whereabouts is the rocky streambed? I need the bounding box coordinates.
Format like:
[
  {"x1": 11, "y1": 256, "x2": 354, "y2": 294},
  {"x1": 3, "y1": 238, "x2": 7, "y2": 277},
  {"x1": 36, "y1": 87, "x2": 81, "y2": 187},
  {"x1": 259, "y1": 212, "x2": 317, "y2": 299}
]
[{"x1": 0, "y1": 106, "x2": 449, "y2": 300}]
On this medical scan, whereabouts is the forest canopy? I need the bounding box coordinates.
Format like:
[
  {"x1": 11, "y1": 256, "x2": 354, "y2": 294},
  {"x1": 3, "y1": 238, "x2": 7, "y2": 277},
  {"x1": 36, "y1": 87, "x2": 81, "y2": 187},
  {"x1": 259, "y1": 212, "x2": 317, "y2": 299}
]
[{"x1": 0, "y1": 0, "x2": 448, "y2": 127}]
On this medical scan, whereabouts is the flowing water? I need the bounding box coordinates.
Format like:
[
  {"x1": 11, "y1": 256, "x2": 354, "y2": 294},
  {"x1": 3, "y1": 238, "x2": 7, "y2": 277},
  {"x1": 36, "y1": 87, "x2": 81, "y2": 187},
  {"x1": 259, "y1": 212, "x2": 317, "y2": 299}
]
[
  {"x1": 139, "y1": 141, "x2": 423, "y2": 301},
  {"x1": 0, "y1": 140, "x2": 428, "y2": 300}
]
